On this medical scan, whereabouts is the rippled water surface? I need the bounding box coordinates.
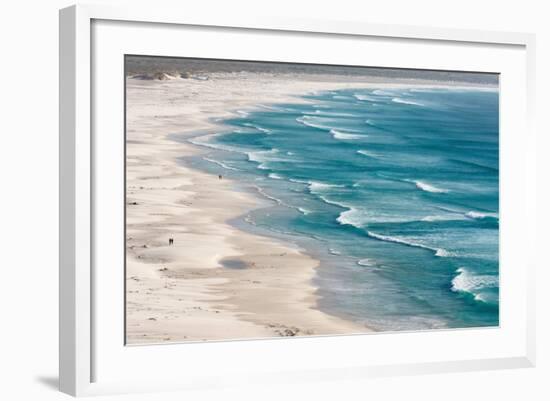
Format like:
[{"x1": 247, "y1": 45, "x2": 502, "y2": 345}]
[{"x1": 184, "y1": 86, "x2": 499, "y2": 331}]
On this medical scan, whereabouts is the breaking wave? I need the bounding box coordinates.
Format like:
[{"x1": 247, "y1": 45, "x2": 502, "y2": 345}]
[
  {"x1": 413, "y1": 180, "x2": 448, "y2": 193},
  {"x1": 330, "y1": 129, "x2": 364, "y2": 140},
  {"x1": 202, "y1": 157, "x2": 240, "y2": 171},
  {"x1": 296, "y1": 115, "x2": 331, "y2": 130},
  {"x1": 366, "y1": 231, "x2": 454, "y2": 258},
  {"x1": 392, "y1": 97, "x2": 425, "y2": 106},
  {"x1": 451, "y1": 268, "x2": 498, "y2": 302}
]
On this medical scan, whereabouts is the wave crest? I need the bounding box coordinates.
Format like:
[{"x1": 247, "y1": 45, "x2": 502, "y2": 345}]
[
  {"x1": 247, "y1": 149, "x2": 289, "y2": 170},
  {"x1": 243, "y1": 122, "x2": 272, "y2": 134},
  {"x1": 296, "y1": 115, "x2": 330, "y2": 130},
  {"x1": 189, "y1": 134, "x2": 239, "y2": 153},
  {"x1": 372, "y1": 89, "x2": 394, "y2": 96},
  {"x1": 303, "y1": 110, "x2": 356, "y2": 117},
  {"x1": 366, "y1": 231, "x2": 453, "y2": 257},
  {"x1": 451, "y1": 268, "x2": 498, "y2": 302},
  {"x1": 308, "y1": 181, "x2": 345, "y2": 193},
  {"x1": 336, "y1": 207, "x2": 364, "y2": 228},
  {"x1": 330, "y1": 129, "x2": 364, "y2": 140},
  {"x1": 202, "y1": 157, "x2": 240, "y2": 171},
  {"x1": 357, "y1": 258, "x2": 373, "y2": 266},
  {"x1": 392, "y1": 97, "x2": 424, "y2": 106},
  {"x1": 353, "y1": 94, "x2": 380, "y2": 102},
  {"x1": 465, "y1": 211, "x2": 498, "y2": 220},
  {"x1": 357, "y1": 149, "x2": 380, "y2": 159},
  {"x1": 414, "y1": 180, "x2": 448, "y2": 193}
]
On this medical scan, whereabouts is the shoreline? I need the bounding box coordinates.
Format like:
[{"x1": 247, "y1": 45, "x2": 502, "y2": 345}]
[
  {"x1": 126, "y1": 73, "x2": 385, "y2": 343},
  {"x1": 126, "y1": 72, "x2": 497, "y2": 344}
]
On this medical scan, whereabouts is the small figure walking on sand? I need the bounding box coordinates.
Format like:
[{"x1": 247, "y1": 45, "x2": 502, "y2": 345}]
[
  {"x1": 168, "y1": 238, "x2": 174, "y2": 246},
  {"x1": 218, "y1": 174, "x2": 223, "y2": 180}
]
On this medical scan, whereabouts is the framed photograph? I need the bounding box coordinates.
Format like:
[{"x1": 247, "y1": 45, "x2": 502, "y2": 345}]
[{"x1": 59, "y1": 4, "x2": 536, "y2": 396}]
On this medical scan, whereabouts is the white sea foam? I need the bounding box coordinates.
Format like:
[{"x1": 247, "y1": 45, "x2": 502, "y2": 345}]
[
  {"x1": 202, "y1": 157, "x2": 240, "y2": 171},
  {"x1": 435, "y1": 205, "x2": 464, "y2": 214},
  {"x1": 414, "y1": 180, "x2": 448, "y2": 193},
  {"x1": 254, "y1": 185, "x2": 284, "y2": 205},
  {"x1": 257, "y1": 104, "x2": 284, "y2": 111},
  {"x1": 421, "y1": 215, "x2": 439, "y2": 222},
  {"x1": 435, "y1": 249, "x2": 455, "y2": 257},
  {"x1": 268, "y1": 173, "x2": 283, "y2": 180},
  {"x1": 256, "y1": 164, "x2": 269, "y2": 170},
  {"x1": 254, "y1": 126, "x2": 272, "y2": 134},
  {"x1": 366, "y1": 231, "x2": 453, "y2": 257},
  {"x1": 372, "y1": 89, "x2": 394, "y2": 96},
  {"x1": 466, "y1": 211, "x2": 486, "y2": 219},
  {"x1": 357, "y1": 149, "x2": 380, "y2": 159},
  {"x1": 308, "y1": 181, "x2": 345, "y2": 193},
  {"x1": 296, "y1": 115, "x2": 331, "y2": 130},
  {"x1": 243, "y1": 123, "x2": 272, "y2": 134},
  {"x1": 247, "y1": 149, "x2": 289, "y2": 170},
  {"x1": 474, "y1": 293, "x2": 488, "y2": 302},
  {"x1": 304, "y1": 110, "x2": 356, "y2": 117},
  {"x1": 336, "y1": 208, "x2": 363, "y2": 228},
  {"x1": 298, "y1": 207, "x2": 313, "y2": 215},
  {"x1": 357, "y1": 258, "x2": 373, "y2": 266},
  {"x1": 465, "y1": 211, "x2": 498, "y2": 220},
  {"x1": 189, "y1": 134, "x2": 238, "y2": 153},
  {"x1": 328, "y1": 248, "x2": 341, "y2": 256},
  {"x1": 254, "y1": 185, "x2": 312, "y2": 216},
  {"x1": 392, "y1": 97, "x2": 425, "y2": 106},
  {"x1": 353, "y1": 94, "x2": 379, "y2": 102},
  {"x1": 289, "y1": 178, "x2": 309, "y2": 185},
  {"x1": 330, "y1": 129, "x2": 364, "y2": 140},
  {"x1": 451, "y1": 268, "x2": 498, "y2": 301},
  {"x1": 337, "y1": 208, "x2": 412, "y2": 226},
  {"x1": 318, "y1": 195, "x2": 348, "y2": 208},
  {"x1": 421, "y1": 215, "x2": 458, "y2": 222},
  {"x1": 244, "y1": 215, "x2": 257, "y2": 226},
  {"x1": 367, "y1": 231, "x2": 426, "y2": 247}
]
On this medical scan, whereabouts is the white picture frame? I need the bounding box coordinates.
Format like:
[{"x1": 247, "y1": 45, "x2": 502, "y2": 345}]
[{"x1": 59, "y1": 4, "x2": 536, "y2": 397}]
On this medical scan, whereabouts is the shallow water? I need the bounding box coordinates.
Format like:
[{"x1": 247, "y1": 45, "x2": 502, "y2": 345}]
[
  {"x1": 221, "y1": 259, "x2": 248, "y2": 269},
  {"x1": 182, "y1": 86, "x2": 499, "y2": 331}
]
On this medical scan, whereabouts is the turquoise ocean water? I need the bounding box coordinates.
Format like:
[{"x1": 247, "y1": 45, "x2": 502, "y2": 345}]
[{"x1": 180, "y1": 86, "x2": 499, "y2": 331}]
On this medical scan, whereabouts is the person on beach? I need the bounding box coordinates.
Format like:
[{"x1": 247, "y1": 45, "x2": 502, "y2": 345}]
[
  {"x1": 168, "y1": 238, "x2": 173, "y2": 245},
  {"x1": 218, "y1": 174, "x2": 223, "y2": 180}
]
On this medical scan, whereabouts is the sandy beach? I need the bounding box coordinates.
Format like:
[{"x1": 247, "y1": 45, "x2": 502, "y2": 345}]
[
  {"x1": 125, "y1": 69, "x2": 497, "y2": 344},
  {"x1": 125, "y1": 72, "x2": 393, "y2": 344}
]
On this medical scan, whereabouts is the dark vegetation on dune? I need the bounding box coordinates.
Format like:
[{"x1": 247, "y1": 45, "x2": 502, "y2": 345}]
[{"x1": 125, "y1": 55, "x2": 498, "y2": 86}]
